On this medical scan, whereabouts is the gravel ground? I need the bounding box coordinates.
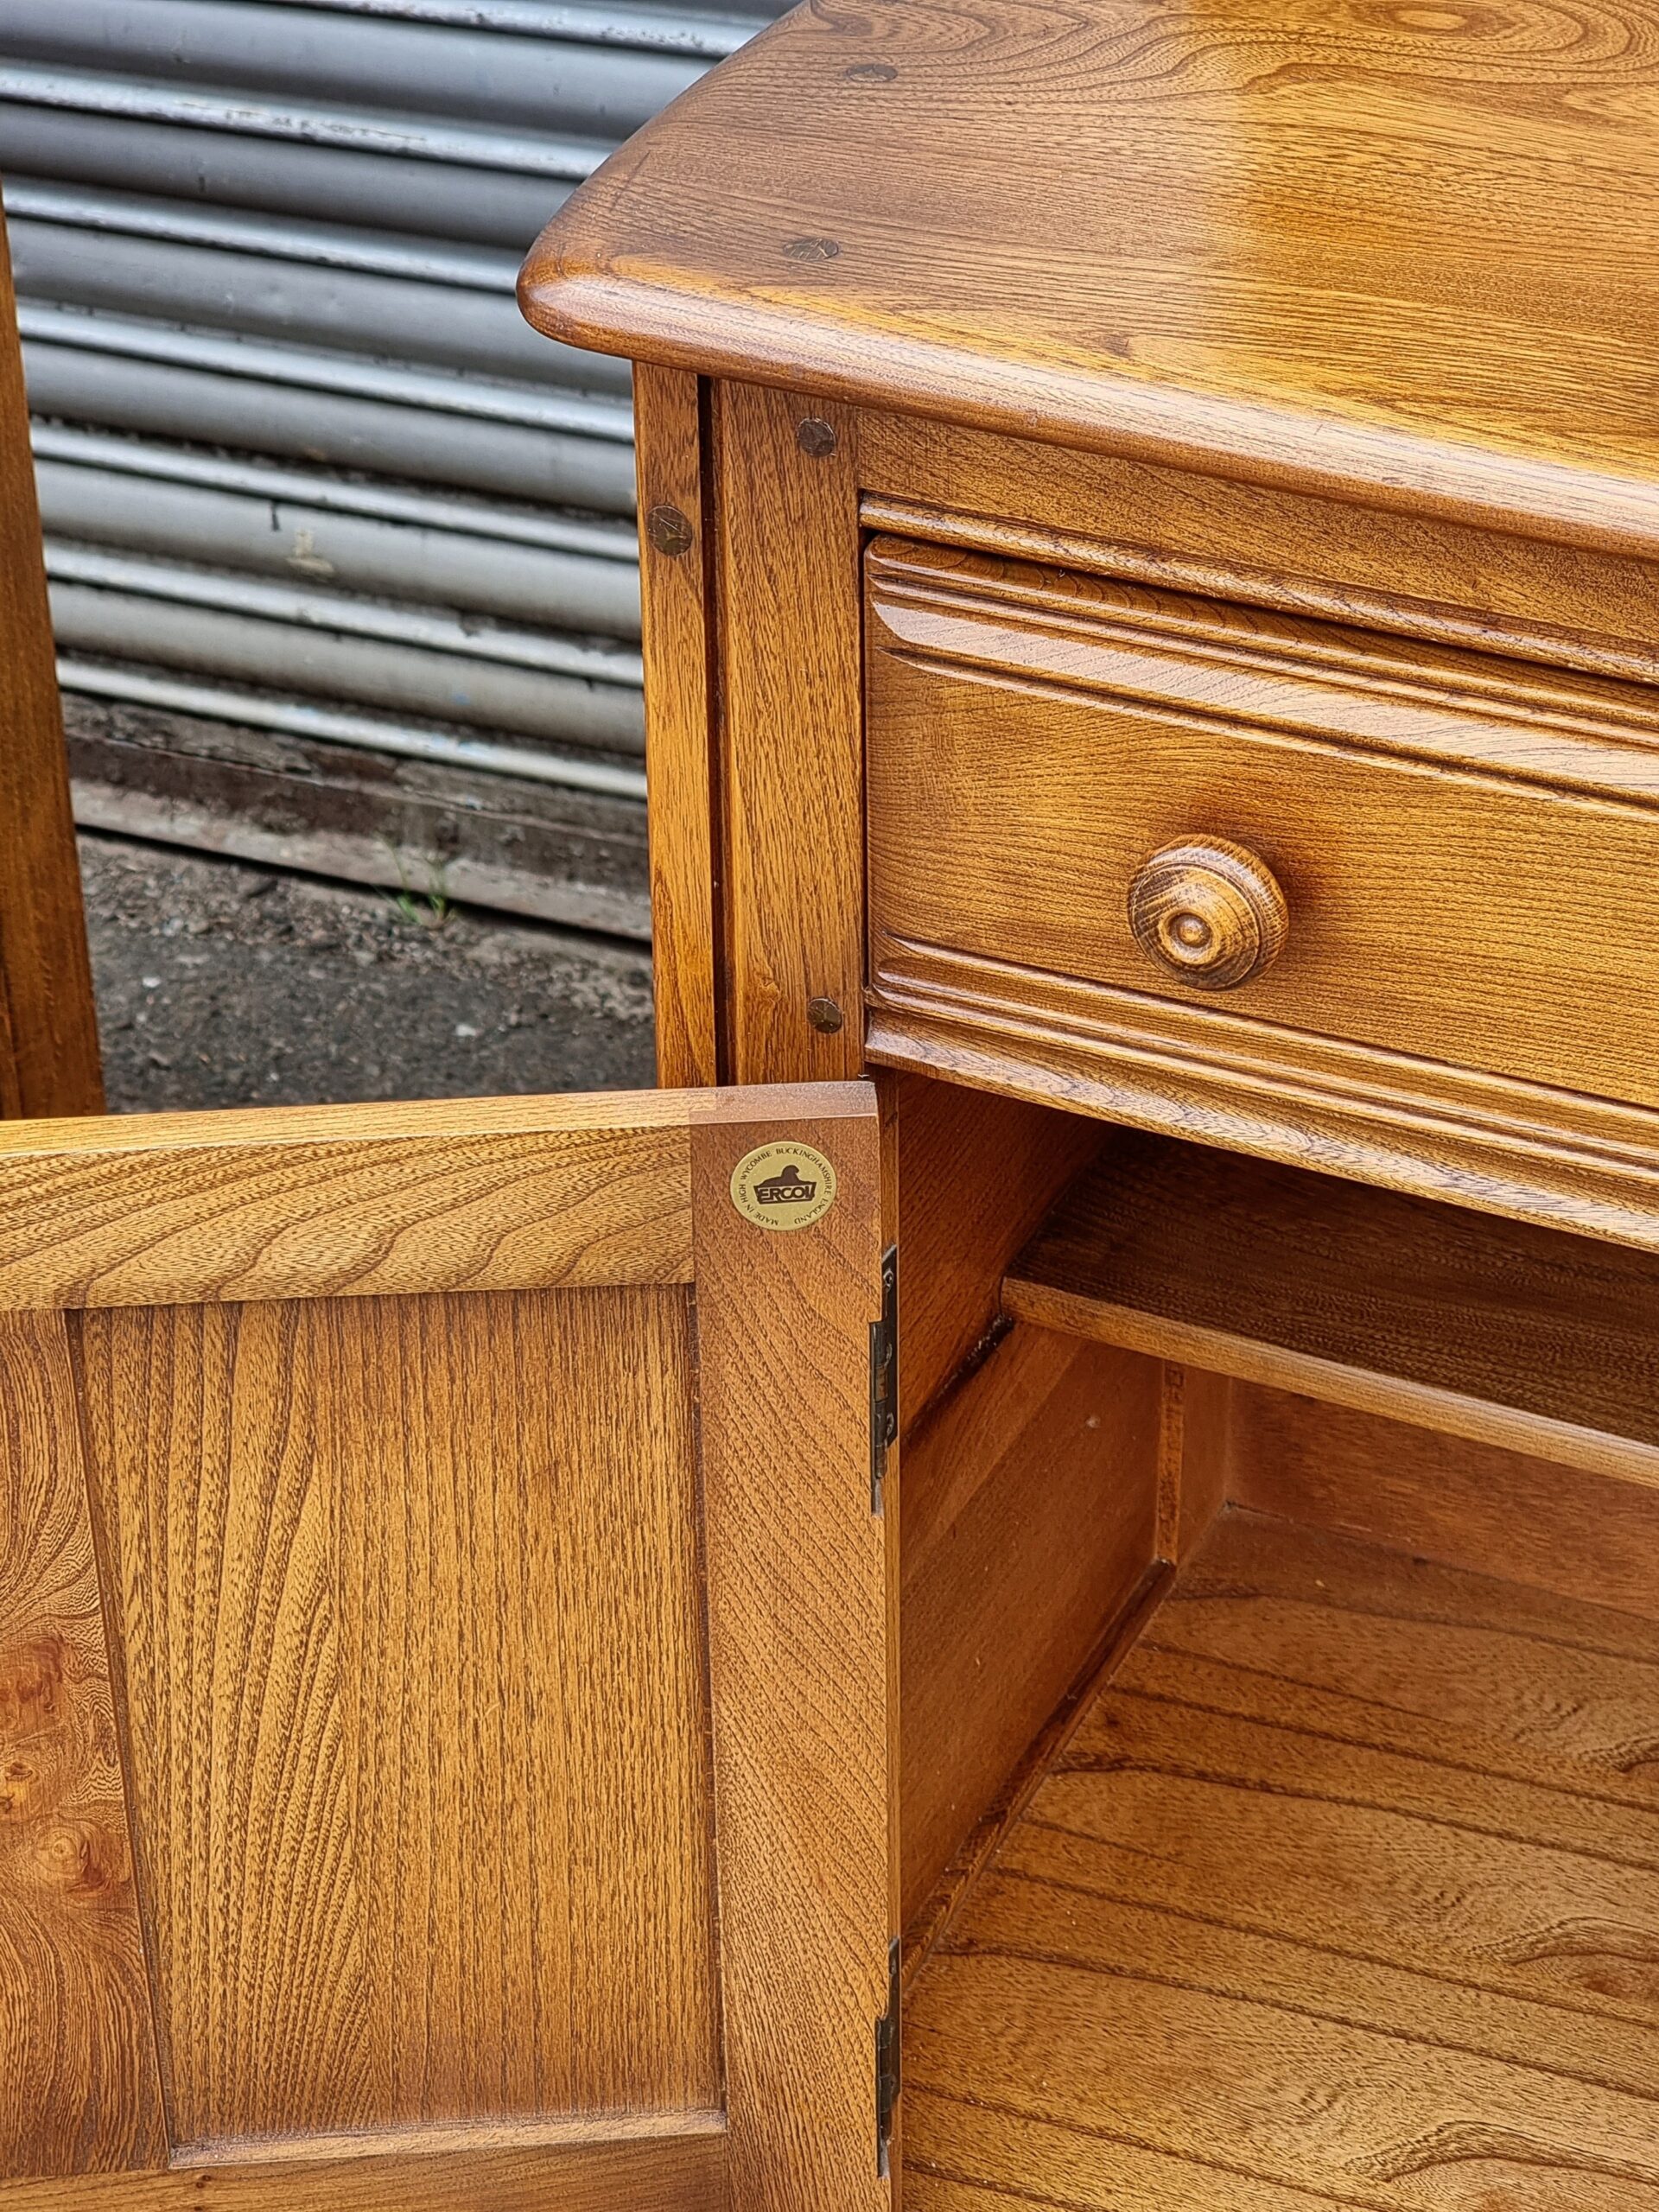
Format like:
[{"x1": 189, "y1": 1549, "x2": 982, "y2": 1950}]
[{"x1": 79, "y1": 832, "x2": 656, "y2": 1114}]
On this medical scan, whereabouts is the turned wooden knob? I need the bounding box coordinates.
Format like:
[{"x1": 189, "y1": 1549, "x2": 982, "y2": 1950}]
[{"x1": 1127, "y1": 837, "x2": 1288, "y2": 991}]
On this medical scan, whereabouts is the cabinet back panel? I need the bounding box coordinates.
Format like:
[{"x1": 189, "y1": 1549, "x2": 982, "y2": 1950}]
[{"x1": 1230, "y1": 1382, "x2": 1659, "y2": 1624}]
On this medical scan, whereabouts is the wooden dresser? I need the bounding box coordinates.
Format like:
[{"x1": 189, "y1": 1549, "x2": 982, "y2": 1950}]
[
  {"x1": 518, "y1": 3, "x2": 1659, "y2": 2205},
  {"x1": 6, "y1": 13, "x2": 1659, "y2": 2212}
]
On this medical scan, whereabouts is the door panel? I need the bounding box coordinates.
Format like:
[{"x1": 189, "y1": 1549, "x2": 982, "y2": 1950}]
[
  {"x1": 77, "y1": 1286, "x2": 718, "y2": 2145},
  {"x1": 0, "y1": 1084, "x2": 889, "y2": 2210},
  {"x1": 0, "y1": 1308, "x2": 165, "y2": 2177}
]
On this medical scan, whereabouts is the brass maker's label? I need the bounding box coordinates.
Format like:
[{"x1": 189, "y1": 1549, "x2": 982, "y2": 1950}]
[{"x1": 729, "y1": 1141, "x2": 838, "y2": 1232}]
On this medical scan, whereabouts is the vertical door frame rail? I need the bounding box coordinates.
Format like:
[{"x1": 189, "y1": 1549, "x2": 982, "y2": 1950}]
[
  {"x1": 0, "y1": 1082, "x2": 891, "y2": 2212},
  {"x1": 635, "y1": 372, "x2": 868, "y2": 1094}
]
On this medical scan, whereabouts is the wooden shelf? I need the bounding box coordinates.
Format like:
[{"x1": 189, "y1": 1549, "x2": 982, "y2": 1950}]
[
  {"x1": 904, "y1": 1509, "x2": 1659, "y2": 2209},
  {"x1": 1004, "y1": 1129, "x2": 1659, "y2": 1489}
]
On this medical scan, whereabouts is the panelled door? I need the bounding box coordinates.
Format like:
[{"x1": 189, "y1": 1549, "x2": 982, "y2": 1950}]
[{"x1": 0, "y1": 1080, "x2": 893, "y2": 2211}]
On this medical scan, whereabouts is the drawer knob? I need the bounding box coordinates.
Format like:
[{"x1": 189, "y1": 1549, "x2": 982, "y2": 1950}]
[{"x1": 1128, "y1": 837, "x2": 1288, "y2": 991}]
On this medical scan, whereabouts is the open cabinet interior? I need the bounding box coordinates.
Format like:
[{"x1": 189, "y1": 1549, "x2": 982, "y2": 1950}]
[{"x1": 894, "y1": 1076, "x2": 1659, "y2": 2210}]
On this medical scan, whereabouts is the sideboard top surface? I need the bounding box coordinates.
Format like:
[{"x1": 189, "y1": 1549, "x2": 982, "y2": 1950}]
[{"x1": 521, "y1": 0, "x2": 1659, "y2": 551}]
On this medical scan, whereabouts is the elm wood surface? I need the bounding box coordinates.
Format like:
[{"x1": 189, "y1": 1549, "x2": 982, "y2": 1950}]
[
  {"x1": 0, "y1": 213, "x2": 100, "y2": 1118},
  {"x1": 899, "y1": 1323, "x2": 1161, "y2": 1934},
  {"x1": 1228, "y1": 1383, "x2": 1659, "y2": 1624},
  {"x1": 618, "y1": 378, "x2": 1659, "y2": 1250},
  {"x1": 3, "y1": 2128, "x2": 728, "y2": 2212},
  {"x1": 711, "y1": 380, "x2": 865, "y2": 1083},
  {"x1": 905, "y1": 1509, "x2": 1659, "y2": 2211},
  {"x1": 1005, "y1": 1129, "x2": 1659, "y2": 1487},
  {"x1": 1125, "y1": 836, "x2": 1289, "y2": 994},
  {"x1": 84, "y1": 1287, "x2": 719, "y2": 2147},
  {"x1": 634, "y1": 363, "x2": 720, "y2": 1089},
  {"x1": 1160, "y1": 1362, "x2": 1232, "y2": 1564},
  {"x1": 520, "y1": 0, "x2": 1659, "y2": 554},
  {"x1": 857, "y1": 416, "x2": 1659, "y2": 689},
  {"x1": 865, "y1": 945, "x2": 1659, "y2": 1257},
  {"x1": 891, "y1": 1071, "x2": 1103, "y2": 1431},
  {"x1": 0, "y1": 1083, "x2": 890, "y2": 2212},
  {"x1": 865, "y1": 535, "x2": 1659, "y2": 1114},
  {"x1": 0, "y1": 1311, "x2": 165, "y2": 2179}
]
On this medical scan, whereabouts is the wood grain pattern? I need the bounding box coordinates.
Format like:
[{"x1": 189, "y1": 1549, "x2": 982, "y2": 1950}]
[
  {"x1": 0, "y1": 1081, "x2": 887, "y2": 2203},
  {"x1": 860, "y1": 419, "x2": 1659, "y2": 689},
  {"x1": 0, "y1": 2123, "x2": 728, "y2": 2209},
  {"x1": 866, "y1": 944, "x2": 1659, "y2": 1257},
  {"x1": 867, "y1": 537, "x2": 1659, "y2": 1115},
  {"x1": 0, "y1": 1094, "x2": 699, "y2": 1309},
  {"x1": 1126, "y1": 836, "x2": 1289, "y2": 994},
  {"x1": 893, "y1": 1071, "x2": 1102, "y2": 1431},
  {"x1": 634, "y1": 363, "x2": 721, "y2": 1089},
  {"x1": 1160, "y1": 1362, "x2": 1231, "y2": 1565},
  {"x1": 1230, "y1": 1383, "x2": 1659, "y2": 1623},
  {"x1": 906, "y1": 1510, "x2": 1659, "y2": 2209},
  {"x1": 712, "y1": 382, "x2": 865, "y2": 1083},
  {"x1": 899, "y1": 1324, "x2": 1160, "y2": 1933},
  {"x1": 1006, "y1": 1129, "x2": 1659, "y2": 1490},
  {"x1": 523, "y1": 0, "x2": 1659, "y2": 556},
  {"x1": 868, "y1": 534, "x2": 1659, "y2": 804},
  {"x1": 0, "y1": 1311, "x2": 165, "y2": 2179},
  {"x1": 690, "y1": 1106, "x2": 890, "y2": 2212},
  {"x1": 75, "y1": 1286, "x2": 719, "y2": 2147},
  {"x1": 0, "y1": 207, "x2": 101, "y2": 1119}
]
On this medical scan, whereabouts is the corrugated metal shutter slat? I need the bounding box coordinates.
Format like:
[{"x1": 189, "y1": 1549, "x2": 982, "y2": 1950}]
[{"x1": 0, "y1": 0, "x2": 785, "y2": 808}]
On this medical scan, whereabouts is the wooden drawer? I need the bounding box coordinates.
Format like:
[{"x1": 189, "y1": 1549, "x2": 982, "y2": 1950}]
[{"x1": 865, "y1": 537, "x2": 1659, "y2": 1115}]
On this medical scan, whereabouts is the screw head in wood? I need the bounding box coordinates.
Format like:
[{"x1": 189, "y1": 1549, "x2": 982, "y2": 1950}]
[
  {"x1": 807, "y1": 995, "x2": 845, "y2": 1033},
  {"x1": 844, "y1": 60, "x2": 897, "y2": 79},
  {"x1": 785, "y1": 235, "x2": 841, "y2": 262},
  {"x1": 645, "y1": 504, "x2": 694, "y2": 556},
  {"x1": 797, "y1": 418, "x2": 838, "y2": 457}
]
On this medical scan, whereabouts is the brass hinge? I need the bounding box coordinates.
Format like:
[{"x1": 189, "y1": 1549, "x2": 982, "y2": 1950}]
[
  {"x1": 868, "y1": 1244, "x2": 898, "y2": 1515},
  {"x1": 875, "y1": 1935, "x2": 901, "y2": 2177}
]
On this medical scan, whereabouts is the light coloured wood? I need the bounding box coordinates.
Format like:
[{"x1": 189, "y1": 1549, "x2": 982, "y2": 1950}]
[
  {"x1": 860, "y1": 420, "x2": 1659, "y2": 689},
  {"x1": 867, "y1": 536, "x2": 1659, "y2": 1115},
  {"x1": 0, "y1": 1081, "x2": 889, "y2": 2206},
  {"x1": 867, "y1": 948, "x2": 1659, "y2": 1256},
  {"x1": 867, "y1": 533, "x2": 1659, "y2": 804},
  {"x1": 0, "y1": 1311, "x2": 164, "y2": 2180},
  {"x1": 0, "y1": 209, "x2": 101, "y2": 1117},
  {"x1": 1230, "y1": 1382, "x2": 1659, "y2": 1623},
  {"x1": 77, "y1": 1287, "x2": 718, "y2": 2145},
  {"x1": 712, "y1": 382, "x2": 864, "y2": 1083},
  {"x1": 1144, "y1": 1510, "x2": 1659, "y2": 1809},
  {"x1": 523, "y1": 0, "x2": 1659, "y2": 557},
  {"x1": 1126, "y1": 837, "x2": 1289, "y2": 994},
  {"x1": 1006, "y1": 1130, "x2": 1659, "y2": 1491},
  {"x1": 0, "y1": 1086, "x2": 874, "y2": 1313},
  {"x1": 0, "y1": 1109, "x2": 691, "y2": 1311},
  {"x1": 906, "y1": 1510, "x2": 1659, "y2": 2209},
  {"x1": 690, "y1": 1108, "x2": 891, "y2": 2212},
  {"x1": 893, "y1": 1071, "x2": 1102, "y2": 1430},
  {"x1": 634, "y1": 363, "x2": 721, "y2": 1089},
  {"x1": 899, "y1": 1323, "x2": 1160, "y2": 1933},
  {"x1": 1160, "y1": 1363, "x2": 1232, "y2": 1564},
  {"x1": 0, "y1": 2124, "x2": 728, "y2": 2209}
]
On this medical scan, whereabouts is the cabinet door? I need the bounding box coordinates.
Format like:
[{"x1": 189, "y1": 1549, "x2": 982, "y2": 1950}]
[{"x1": 0, "y1": 1081, "x2": 892, "y2": 2211}]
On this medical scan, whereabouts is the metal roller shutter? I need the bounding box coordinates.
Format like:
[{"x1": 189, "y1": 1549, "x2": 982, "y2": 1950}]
[{"x1": 0, "y1": 0, "x2": 782, "y2": 932}]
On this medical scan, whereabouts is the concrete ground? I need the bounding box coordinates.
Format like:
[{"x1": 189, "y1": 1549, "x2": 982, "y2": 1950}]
[{"x1": 79, "y1": 831, "x2": 655, "y2": 1115}]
